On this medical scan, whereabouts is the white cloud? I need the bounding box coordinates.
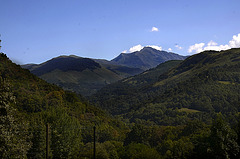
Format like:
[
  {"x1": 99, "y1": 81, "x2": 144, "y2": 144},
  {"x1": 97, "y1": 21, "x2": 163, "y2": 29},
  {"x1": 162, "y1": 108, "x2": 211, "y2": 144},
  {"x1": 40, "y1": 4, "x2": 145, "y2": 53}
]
[
  {"x1": 129, "y1": 44, "x2": 144, "y2": 52},
  {"x1": 188, "y1": 33, "x2": 240, "y2": 54},
  {"x1": 146, "y1": 45, "x2": 162, "y2": 51},
  {"x1": 188, "y1": 43, "x2": 205, "y2": 53},
  {"x1": 125, "y1": 44, "x2": 162, "y2": 53},
  {"x1": 175, "y1": 44, "x2": 183, "y2": 50},
  {"x1": 151, "y1": 27, "x2": 159, "y2": 32},
  {"x1": 168, "y1": 48, "x2": 172, "y2": 52},
  {"x1": 204, "y1": 41, "x2": 230, "y2": 51},
  {"x1": 207, "y1": 40, "x2": 218, "y2": 46},
  {"x1": 122, "y1": 50, "x2": 127, "y2": 53},
  {"x1": 229, "y1": 33, "x2": 240, "y2": 48}
]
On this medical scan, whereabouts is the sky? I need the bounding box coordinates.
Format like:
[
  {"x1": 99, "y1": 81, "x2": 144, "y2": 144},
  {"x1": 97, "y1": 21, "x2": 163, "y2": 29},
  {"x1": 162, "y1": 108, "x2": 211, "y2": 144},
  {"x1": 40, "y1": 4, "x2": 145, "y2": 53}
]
[{"x1": 0, "y1": 0, "x2": 240, "y2": 64}]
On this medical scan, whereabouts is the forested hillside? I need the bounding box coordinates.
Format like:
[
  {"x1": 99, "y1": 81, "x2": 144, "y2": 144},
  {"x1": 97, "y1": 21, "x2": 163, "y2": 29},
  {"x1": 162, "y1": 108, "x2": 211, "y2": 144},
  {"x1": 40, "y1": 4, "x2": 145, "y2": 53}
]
[
  {"x1": 0, "y1": 53, "x2": 127, "y2": 158},
  {"x1": 90, "y1": 60, "x2": 182, "y2": 114},
  {"x1": 92, "y1": 48, "x2": 240, "y2": 125},
  {"x1": 1, "y1": 50, "x2": 240, "y2": 158}
]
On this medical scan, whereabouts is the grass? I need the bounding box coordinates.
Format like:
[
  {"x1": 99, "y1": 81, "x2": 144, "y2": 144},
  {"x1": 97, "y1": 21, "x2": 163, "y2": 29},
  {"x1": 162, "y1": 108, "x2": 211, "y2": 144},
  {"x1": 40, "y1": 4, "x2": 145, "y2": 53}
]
[
  {"x1": 177, "y1": 108, "x2": 201, "y2": 113},
  {"x1": 218, "y1": 81, "x2": 235, "y2": 85}
]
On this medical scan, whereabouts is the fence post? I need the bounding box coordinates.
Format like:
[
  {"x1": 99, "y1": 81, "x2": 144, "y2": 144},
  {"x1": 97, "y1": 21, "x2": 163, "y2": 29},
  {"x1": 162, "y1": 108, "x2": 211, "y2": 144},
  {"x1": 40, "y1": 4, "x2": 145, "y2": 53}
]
[
  {"x1": 93, "y1": 125, "x2": 96, "y2": 159},
  {"x1": 46, "y1": 123, "x2": 49, "y2": 159}
]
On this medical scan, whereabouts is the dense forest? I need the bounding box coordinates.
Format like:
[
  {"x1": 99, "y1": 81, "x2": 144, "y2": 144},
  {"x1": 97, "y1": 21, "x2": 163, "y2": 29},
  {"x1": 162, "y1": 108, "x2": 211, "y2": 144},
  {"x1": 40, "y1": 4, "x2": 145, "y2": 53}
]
[
  {"x1": 1, "y1": 49, "x2": 240, "y2": 158},
  {"x1": 0, "y1": 53, "x2": 127, "y2": 158},
  {"x1": 91, "y1": 48, "x2": 240, "y2": 126}
]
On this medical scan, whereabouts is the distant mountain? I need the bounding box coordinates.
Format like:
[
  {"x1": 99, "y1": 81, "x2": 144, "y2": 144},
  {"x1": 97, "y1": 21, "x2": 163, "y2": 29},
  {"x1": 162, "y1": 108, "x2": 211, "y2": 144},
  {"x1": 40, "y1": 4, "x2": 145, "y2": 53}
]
[
  {"x1": 111, "y1": 47, "x2": 186, "y2": 70},
  {"x1": 27, "y1": 55, "x2": 102, "y2": 76},
  {"x1": 22, "y1": 55, "x2": 143, "y2": 96},
  {"x1": 93, "y1": 58, "x2": 144, "y2": 78},
  {"x1": 22, "y1": 48, "x2": 186, "y2": 96},
  {"x1": 91, "y1": 48, "x2": 240, "y2": 125}
]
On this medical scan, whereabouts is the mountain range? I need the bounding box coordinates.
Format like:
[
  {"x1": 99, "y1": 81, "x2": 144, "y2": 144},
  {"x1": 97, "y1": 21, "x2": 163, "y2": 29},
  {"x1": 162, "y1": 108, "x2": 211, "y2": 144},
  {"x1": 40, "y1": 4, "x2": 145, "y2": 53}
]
[
  {"x1": 2, "y1": 47, "x2": 240, "y2": 158},
  {"x1": 22, "y1": 47, "x2": 186, "y2": 96}
]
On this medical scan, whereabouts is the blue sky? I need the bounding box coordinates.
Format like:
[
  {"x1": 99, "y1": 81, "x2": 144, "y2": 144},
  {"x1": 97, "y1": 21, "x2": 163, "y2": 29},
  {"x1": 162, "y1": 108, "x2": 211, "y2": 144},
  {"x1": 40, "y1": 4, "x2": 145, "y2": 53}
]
[{"x1": 0, "y1": 0, "x2": 240, "y2": 64}]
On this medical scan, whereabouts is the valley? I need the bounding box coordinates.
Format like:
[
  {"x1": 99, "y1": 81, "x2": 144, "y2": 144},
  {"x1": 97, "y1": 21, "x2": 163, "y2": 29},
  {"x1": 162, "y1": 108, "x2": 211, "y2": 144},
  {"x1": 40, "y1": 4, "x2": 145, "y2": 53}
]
[
  {"x1": 1, "y1": 48, "x2": 240, "y2": 158},
  {"x1": 1, "y1": 0, "x2": 240, "y2": 158}
]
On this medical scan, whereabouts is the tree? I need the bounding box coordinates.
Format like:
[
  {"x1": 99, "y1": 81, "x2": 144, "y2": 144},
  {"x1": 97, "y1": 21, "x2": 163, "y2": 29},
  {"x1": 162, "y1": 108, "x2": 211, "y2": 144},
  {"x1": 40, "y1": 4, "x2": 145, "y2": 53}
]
[
  {"x1": 181, "y1": 120, "x2": 205, "y2": 137},
  {"x1": 124, "y1": 124, "x2": 150, "y2": 146},
  {"x1": 0, "y1": 78, "x2": 31, "y2": 158},
  {"x1": 120, "y1": 143, "x2": 161, "y2": 159},
  {"x1": 48, "y1": 107, "x2": 83, "y2": 158},
  {"x1": 235, "y1": 116, "x2": 240, "y2": 157},
  {"x1": 208, "y1": 113, "x2": 239, "y2": 159},
  {"x1": 27, "y1": 114, "x2": 46, "y2": 159}
]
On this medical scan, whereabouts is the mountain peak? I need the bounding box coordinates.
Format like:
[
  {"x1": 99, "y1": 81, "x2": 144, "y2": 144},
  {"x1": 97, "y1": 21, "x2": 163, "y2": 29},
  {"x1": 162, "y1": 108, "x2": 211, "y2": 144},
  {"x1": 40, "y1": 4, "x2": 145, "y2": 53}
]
[
  {"x1": 112, "y1": 47, "x2": 186, "y2": 70},
  {"x1": 141, "y1": 46, "x2": 159, "y2": 51}
]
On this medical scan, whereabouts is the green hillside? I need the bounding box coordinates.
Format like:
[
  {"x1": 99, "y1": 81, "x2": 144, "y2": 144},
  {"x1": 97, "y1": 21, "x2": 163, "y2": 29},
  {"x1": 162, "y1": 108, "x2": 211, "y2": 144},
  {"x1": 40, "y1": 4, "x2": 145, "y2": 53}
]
[
  {"x1": 89, "y1": 48, "x2": 240, "y2": 158},
  {"x1": 40, "y1": 66, "x2": 123, "y2": 96},
  {"x1": 90, "y1": 60, "x2": 182, "y2": 114},
  {"x1": 23, "y1": 55, "x2": 143, "y2": 96},
  {"x1": 1, "y1": 51, "x2": 240, "y2": 158},
  {"x1": 91, "y1": 48, "x2": 240, "y2": 125},
  {"x1": 0, "y1": 53, "x2": 127, "y2": 158}
]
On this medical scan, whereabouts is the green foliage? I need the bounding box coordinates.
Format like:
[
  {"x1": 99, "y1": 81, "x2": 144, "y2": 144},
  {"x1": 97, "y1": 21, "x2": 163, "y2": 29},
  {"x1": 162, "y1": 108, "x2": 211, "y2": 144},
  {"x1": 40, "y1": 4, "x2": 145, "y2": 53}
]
[
  {"x1": 2, "y1": 50, "x2": 240, "y2": 158},
  {"x1": 0, "y1": 78, "x2": 31, "y2": 158},
  {"x1": 77, "y1": 141, "x2": 123, "y2": 159},
  {"x1": 91, "y1": 60, "x2": 182, "y2": 115},
  {"x1": 47, "y1": 107, "x2": 83, "y2": 158},
  {"x1": 27, "y1": 114, "x2": 46, "y2": 158},
  {"x1": 181, "y1": 120, "x2": 205, "y2": 136},
  {"x1": 0, "y1": 53, "x2": 127, "y2": 158},
  {"x1": 158, "y1": 137, "x2": 194, "y2": 159},
  {"x1": 120, "y1": 143, "x2": 161, "y2": 159},
  {"x1": 92, "y1": 48, "x2": 240, "y2": 126},
  {"x1": 124, "y1": 124, "x2": 150, "y2": 146},
  {"x1": 208, "y1": 113, "x2": 239, "y2": 159},
  {"x1": 237, "y1": 117, "x2": 240, "y2": 147}
]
